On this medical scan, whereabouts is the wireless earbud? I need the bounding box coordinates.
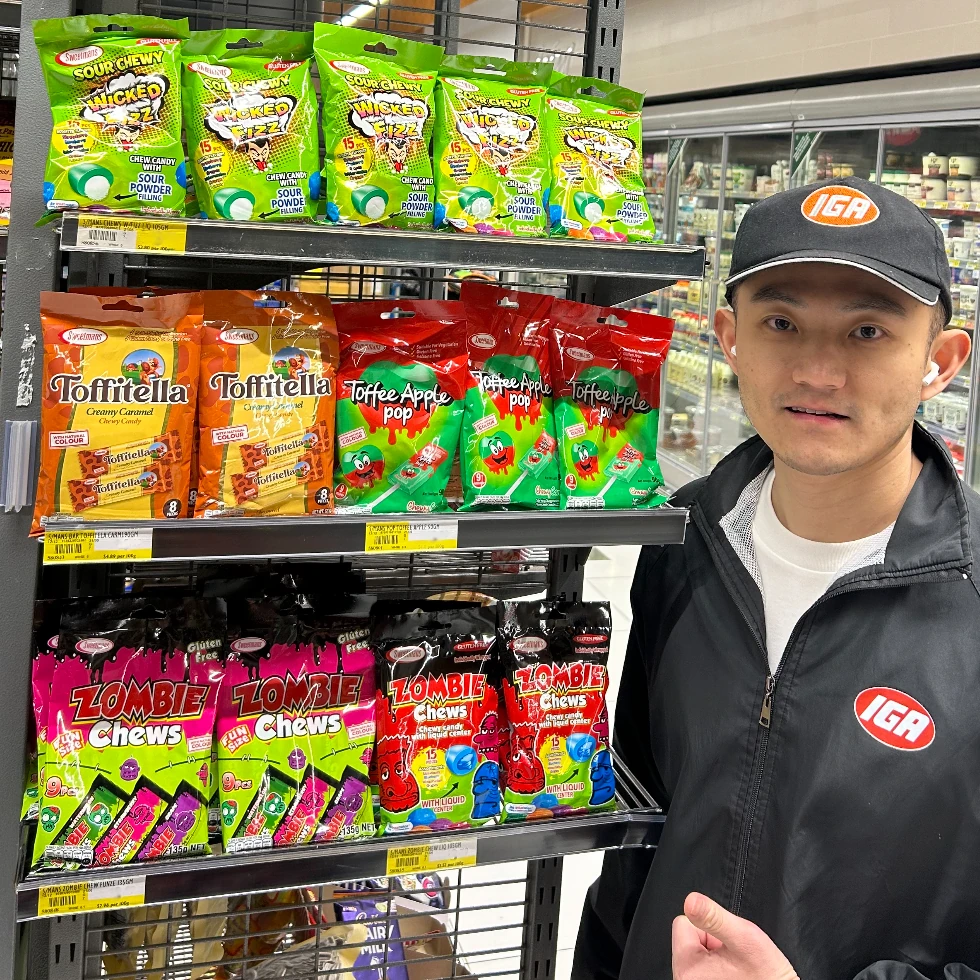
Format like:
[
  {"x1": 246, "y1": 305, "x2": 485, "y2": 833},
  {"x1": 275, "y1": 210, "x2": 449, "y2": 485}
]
[
  {"x1": 923, "y1": 361, "x2": 941, "y2": 386},
  {"x1": 730, "y1": 345, "x2": 736, "y2": 357}
]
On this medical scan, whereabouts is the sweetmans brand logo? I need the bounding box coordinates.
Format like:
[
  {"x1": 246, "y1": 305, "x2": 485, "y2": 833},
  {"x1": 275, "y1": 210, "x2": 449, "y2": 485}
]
[
  {"x1": 854, "y1": 686, "x2": 935, "y2": 750},
  {"x1": 801, "y1": 185, "x2": 879, "y2": 227}
]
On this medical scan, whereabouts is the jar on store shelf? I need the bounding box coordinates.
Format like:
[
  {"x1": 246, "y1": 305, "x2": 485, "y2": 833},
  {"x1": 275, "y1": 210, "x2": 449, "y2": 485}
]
[
  {"x1": 924, "y1": 152, "x2": 949, "y2": 176},
  {"x1": 949, "y1": 155, "x2": 980, "y2": 178},
  {"x1": 949, "y1": 178, "x2": 972, "y2": 202}
]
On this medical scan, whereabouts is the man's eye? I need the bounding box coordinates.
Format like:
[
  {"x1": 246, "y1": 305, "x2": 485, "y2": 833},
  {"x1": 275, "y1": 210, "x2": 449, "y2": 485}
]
[
  {"x1": 766, "y1": 316, "x2": 794, "y2": 332},
  {"x1": 855, "y1": 325, "x2": 883, "y2": 340}
]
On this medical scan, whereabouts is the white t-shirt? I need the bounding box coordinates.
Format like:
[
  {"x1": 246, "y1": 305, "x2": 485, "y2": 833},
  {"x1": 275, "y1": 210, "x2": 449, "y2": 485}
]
[{"x1": 751, "y1": 469, "x2": 894, "y2": 675}]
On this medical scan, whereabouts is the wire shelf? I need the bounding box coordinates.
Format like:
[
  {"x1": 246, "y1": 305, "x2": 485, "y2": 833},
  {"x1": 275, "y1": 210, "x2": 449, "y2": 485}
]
[{"x1": 18, "y1": 750, "x2": 661, "y2": 921}]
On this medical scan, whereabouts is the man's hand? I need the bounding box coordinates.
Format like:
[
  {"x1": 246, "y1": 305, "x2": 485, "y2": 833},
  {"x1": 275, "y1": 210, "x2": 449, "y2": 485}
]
[{"x1": 672, "y1": 892, "x2": 799, "y2": 979}]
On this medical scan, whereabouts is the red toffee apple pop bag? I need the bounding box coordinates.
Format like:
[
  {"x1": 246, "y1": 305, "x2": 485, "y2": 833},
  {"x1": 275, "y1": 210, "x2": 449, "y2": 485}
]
[
  {"x1": 548, "y1": 301, "x2": 673, "y2": 509},
  {"x1": 332, "y1": 301, "x2": 469, "y2": 513}
]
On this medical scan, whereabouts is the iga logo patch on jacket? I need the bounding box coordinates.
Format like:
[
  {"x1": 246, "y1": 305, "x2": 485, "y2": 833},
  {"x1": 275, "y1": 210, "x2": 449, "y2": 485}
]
[{"x1": 854, "y1": 687, "x2": 936, "y2": 750}]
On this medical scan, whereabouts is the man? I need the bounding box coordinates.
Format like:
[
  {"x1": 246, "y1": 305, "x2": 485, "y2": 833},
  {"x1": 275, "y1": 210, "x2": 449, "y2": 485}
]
[{"x1": 572, "y1": 176, "x2": 980, "y2": 980}]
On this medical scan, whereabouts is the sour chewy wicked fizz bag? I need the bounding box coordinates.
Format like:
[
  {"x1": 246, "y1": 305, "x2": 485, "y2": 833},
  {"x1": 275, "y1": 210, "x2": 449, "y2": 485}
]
[
  {"x1": 459, "y1": 281, "x2": 559, "y2": 510},
  {"x1": 497, "y1": 600, "x2": 614, "y2": 820},
  {"x1": 373, "y1": 606, "x2": 500, "y2": 833},
  {"x1": 216, "y1": 600, "x2": 376, "y2": 851},
  {"x1": 196, "y1": 290, "x2": 338, "y2": 517},
  {"x1": 332, "y1": 301, "x2": 468, "y2": 513},
  {"x1": 434, "y1": 57, "x2": 552, "y2": 236},
  {"x1": 32, "y1": 291, "x2": 203, "y2": 536},
  {"x1": 544, "y1": 75, "x2": 655, "y2": 242},
  {"x1": 314, "y1": 24, "x2": 442, "y2": 229},
  {"x1": 32, "y1": 600, "x2": 222, "y2": 871},
  {"x1": 182, "y1": 30, "x2": 319, "y2": 222},
  {"x1": 34, "y1": 14, "x2": 189, "y2": 215},
  {"x1": 548, "y1": 300, "x2": 673, "y2": 509}
]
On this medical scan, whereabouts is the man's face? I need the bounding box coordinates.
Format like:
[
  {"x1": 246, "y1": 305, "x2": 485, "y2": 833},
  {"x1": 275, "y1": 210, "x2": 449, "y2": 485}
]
[{"x1": 717, "y1": 264, "x2": 937, "y2": 477}]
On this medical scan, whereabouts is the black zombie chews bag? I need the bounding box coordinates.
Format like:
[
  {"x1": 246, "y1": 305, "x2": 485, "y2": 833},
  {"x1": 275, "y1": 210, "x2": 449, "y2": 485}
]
[
  {"x1": 497, "y1": 600, "x2": 615, "y2": 820},
  {"x1": 373, "y1": 605, "x2": 501, "y2": 833}
]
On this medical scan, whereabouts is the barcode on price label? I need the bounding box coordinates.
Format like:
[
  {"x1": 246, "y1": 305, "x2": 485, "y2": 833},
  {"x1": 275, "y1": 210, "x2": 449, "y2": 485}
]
[
  {"x1": 385, "y1": 838, "x2": 477, "y2": 874},
  {"x1": 37, "y1": 876, "x2": 145, "y2": 917},
  {"x1": 75, "y1": 217, "x2": 186, "y2": 253},
  {"x1": 364, "y1": 520, "x2": 458, "y2": 553}
]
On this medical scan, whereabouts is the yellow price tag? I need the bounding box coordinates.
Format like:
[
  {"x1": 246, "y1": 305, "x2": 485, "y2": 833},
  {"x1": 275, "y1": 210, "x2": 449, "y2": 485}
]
[
  {"x1": 37, "y1": 876, "x2": 145, "y2": 917},
  {"x1": 364, "y1": 519, "x2": 458, "y2": 553},
  {"x1": 385, "y1": 839, "x2": 478, "y2": 875},
  {"x1": 76, "y1": 216, "x2": 187, "y2": 253},
  {"x1": 43, "y1": 528, "x2": 153, "y2": 565}
]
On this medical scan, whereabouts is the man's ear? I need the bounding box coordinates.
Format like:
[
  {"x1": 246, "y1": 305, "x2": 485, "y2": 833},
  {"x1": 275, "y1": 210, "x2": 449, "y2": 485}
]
[
  {"x1": 715, "y1": 307, "x2": 737, "y2": 374},
  {"x1": 923, "y1": 328, "x2": 972, "y2": 399}
]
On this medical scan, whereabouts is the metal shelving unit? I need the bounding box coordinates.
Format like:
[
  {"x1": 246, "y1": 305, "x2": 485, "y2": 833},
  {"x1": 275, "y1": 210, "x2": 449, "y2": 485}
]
[
  {"x1": 0, "y1": 1, "x2": 701, "y2": 978},
  {"x1": 42, "y1": 509, "x2": 688, "y2": 562},
  {"x1": 60, "y1": 214, "x2": 703, "y2": 286}
]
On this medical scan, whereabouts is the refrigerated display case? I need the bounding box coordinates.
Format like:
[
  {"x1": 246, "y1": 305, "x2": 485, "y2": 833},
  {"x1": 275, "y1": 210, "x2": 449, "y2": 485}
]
[{"x1": 640, "y1": 68, "x2": 980, "y2": 489}]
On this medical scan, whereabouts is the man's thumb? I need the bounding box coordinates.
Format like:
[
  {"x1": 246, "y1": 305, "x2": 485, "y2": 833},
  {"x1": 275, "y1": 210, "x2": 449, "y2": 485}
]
[{"x1": 683, "y1": 893, "x2": 744, "y2": 947}]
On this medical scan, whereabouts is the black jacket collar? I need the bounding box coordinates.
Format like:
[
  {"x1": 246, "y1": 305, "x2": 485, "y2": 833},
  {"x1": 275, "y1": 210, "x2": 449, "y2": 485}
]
[{"x1": 690, "y1": 421, "x2": 973, "y2": 580}]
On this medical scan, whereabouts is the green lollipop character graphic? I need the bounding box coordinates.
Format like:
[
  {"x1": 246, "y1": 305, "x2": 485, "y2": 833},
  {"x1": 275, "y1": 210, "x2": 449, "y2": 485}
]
[
  {"x1": 571, "y1": 439, "x2": 600, "y2": 480},
  {"x1": 341, "y1": 444, "x2": 385, "y2": 489},
  {"x1": 480, "y1": 431, "x2": 515, "y2": 474}
]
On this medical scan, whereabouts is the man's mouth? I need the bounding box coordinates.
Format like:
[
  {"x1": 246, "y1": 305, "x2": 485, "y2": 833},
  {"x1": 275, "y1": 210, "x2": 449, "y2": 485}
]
[{"x1": 786, "y1": 406, "x2": 849, "y2": 420}]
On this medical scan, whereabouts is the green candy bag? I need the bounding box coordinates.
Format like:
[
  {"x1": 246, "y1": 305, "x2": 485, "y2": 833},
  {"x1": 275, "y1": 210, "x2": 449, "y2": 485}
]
[
  {"x1": 544, "y1": 74, "x2": 655, "y2": 242},
  {"x1": 34, "y1": 14, "x2": 189, "y2": 215},
  {"x1": 434, "y1": 56, "x2": 552, "y2": 236},
  {"x1": 459, "y1": 280, "x2": 560, "y2": 510},
  {"x1": 182, "y1": 30, "x2": 319, "y2": 222},
  {"x1": 314, "y1": 25, "x2": 443, "y2": 229},
  {"x1": 548, "y1": 300, "x2": 673, "y2": 510}
]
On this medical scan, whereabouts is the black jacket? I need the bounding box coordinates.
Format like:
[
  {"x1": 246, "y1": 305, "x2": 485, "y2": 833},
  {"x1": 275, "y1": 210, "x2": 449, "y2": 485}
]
[{"x1": 573, "y1": 424, "x2": 980, "y2": 980}]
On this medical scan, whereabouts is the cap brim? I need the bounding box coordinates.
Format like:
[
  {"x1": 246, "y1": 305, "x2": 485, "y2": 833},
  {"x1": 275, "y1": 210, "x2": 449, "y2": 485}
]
[{"x1": 725, "y1": 250, "x2": 941, "y2": 308}]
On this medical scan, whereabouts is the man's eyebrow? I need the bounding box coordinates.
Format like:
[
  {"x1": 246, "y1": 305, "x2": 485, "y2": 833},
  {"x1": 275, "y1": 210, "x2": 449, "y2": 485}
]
[
  {"x1": 750, "y1": 284, "x2": 806, "y2": 306},
  {"x1": 838, "y1": 294, "x2": 909, "y2": 317}
]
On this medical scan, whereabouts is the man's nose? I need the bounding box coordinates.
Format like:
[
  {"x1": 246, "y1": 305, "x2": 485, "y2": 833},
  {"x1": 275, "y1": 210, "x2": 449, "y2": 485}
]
[{"x1": 789, "y1": 344, "x2": 847, "y2": 389}]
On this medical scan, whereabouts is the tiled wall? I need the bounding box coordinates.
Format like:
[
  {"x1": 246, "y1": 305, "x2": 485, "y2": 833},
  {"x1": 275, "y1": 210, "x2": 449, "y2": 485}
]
[{"x1": 623, "y1": 0, "x2": 980, "y2": 97}]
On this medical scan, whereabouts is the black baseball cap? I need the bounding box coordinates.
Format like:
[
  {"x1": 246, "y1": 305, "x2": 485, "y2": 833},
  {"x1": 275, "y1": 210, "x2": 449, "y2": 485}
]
[{"x1": 725, "y1": 176, "x2": 952, "y2": 323}]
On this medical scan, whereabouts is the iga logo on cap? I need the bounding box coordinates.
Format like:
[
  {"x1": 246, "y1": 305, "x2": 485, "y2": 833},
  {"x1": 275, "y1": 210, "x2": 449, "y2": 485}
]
[
  {"x1": 854, "y1": 686, "x2": 935, "y2": 750},
  {"x1": 802, "y1": 185, "x2": 880, "y2": 227}
]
